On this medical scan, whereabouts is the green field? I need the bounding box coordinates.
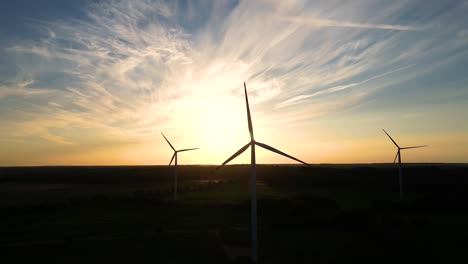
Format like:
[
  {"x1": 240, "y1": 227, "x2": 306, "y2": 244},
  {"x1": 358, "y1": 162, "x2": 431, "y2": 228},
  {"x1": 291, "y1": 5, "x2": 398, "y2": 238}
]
[{"x1": 1, "y1": 164, "x2": 467, "y2": 263}]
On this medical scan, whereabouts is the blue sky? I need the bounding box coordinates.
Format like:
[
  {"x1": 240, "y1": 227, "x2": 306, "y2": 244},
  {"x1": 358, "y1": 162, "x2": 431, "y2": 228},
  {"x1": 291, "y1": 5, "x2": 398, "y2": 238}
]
[{"x1": 0, "y1": 0, "x2": 467, "y2": 165}]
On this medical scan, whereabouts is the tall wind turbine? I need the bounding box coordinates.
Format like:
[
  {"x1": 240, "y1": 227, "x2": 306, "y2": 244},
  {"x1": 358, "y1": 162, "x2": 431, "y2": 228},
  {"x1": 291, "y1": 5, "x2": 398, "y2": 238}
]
[
  {"x1": 161, "y1": 132, "x2": 199, "y2": 200},
  {"x1": 217, "y1": 82, "x2": 310, "y2": 263},
  {"x1": 383, "y1": 129, "x2": 427, "y2": 200}
]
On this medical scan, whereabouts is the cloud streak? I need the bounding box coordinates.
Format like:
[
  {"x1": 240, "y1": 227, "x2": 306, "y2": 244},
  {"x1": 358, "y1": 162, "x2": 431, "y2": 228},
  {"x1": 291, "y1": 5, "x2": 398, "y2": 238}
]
[
  {"x1": 280, "y1": 16, "x2": 424, "y2": 31},
  {"x1": 0, "y1": 0, "x2": 467, "y2": 164},
  {"x1": 0, "y1": 79, "x2": 56, "y2": 98},
  {"x1": 277, "y1": 64, "x2": 416, "y2": 108}
]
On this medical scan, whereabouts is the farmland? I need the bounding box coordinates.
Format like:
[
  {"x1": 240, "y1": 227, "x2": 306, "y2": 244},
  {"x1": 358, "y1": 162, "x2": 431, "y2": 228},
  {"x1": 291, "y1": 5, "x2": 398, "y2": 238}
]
[{"x1": 1, "y1": 164, "x2": 467, "y2": 263}]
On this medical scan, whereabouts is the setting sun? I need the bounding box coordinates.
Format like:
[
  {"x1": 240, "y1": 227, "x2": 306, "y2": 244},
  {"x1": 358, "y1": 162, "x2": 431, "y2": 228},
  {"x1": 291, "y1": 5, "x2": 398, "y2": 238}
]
[{"x1": 0, "y1": 0, "x2": 467, "y2": 166}]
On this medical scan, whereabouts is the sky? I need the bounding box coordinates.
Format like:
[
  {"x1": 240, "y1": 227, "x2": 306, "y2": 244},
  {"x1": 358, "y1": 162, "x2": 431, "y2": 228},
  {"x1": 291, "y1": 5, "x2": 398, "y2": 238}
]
[{"x1": 0, "y1": 0, "x2": 467, "y2": 166}]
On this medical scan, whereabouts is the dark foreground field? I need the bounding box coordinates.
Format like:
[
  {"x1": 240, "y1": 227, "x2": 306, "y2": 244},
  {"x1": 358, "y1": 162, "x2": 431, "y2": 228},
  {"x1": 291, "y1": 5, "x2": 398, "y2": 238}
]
[{"x1": 1, "y1": 164, "x2": 468, "y2": 263}]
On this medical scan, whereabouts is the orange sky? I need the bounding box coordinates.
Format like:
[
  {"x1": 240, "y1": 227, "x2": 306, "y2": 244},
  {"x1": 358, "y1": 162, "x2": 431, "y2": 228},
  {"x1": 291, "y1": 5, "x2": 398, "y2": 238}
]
[{"x1": 1, "y1": 0, "x2": 468, "y2": 166}]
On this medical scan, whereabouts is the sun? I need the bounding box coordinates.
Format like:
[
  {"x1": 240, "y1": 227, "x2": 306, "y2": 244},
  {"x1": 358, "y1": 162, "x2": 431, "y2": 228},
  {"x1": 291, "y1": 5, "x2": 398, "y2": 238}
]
[{"x1": 189, "y1": 94, "x2": 250, "y2": 164}]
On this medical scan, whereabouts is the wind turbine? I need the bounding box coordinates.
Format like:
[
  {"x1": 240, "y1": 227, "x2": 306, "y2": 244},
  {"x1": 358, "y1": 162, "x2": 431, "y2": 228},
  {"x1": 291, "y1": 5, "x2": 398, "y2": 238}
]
[
  {"x1": 217, "y1": 82, "x2": 310, "y2": 263},
  {"x1": 383, "y1": 129, "x2": 427, "y2": 200},
  {"x1": 161, "y1": 132, "x2": 199, "y2": 200}
]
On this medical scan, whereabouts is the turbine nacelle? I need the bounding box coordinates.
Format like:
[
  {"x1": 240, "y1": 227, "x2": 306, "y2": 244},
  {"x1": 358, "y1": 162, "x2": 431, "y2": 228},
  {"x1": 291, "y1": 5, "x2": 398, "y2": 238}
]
[
  {"x1": 217, "y1": 82, "x2": 310, "y2": 171},
  {"x1": 161, "y1": 132, "x2": 199, "y2": 165},
  {"x1": 383, "y1": 129, "x2": 428, "y2": 200},
  {"x1": 161, "y1": 132, "x2": 199, "y2": 200},
  {"x1": 217, "y1": 82, "x2": 310, "y2": 263},
  {"x1": 216, "y1": 140, "x2": 309, "y2": 170},
  {"x1": 383, "y1": 129, "x2": 428, "y2": 165}
]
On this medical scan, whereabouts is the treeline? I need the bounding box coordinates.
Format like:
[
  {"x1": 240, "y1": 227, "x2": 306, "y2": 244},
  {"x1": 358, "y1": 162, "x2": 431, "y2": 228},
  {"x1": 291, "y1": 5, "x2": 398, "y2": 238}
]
[
  {"x1": 0, "y1": 165, "x2": 218, "y2": 184},
  {"x1": 1, "y1": 164, "x2": 467, "y2": 198}
]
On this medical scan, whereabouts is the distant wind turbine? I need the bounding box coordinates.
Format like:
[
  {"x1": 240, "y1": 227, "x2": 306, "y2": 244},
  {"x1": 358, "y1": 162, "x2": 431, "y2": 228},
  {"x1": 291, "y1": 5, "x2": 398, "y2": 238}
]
[
  {"x1": 383, "y1": 129, "x2": 427, "y2": 200},
  {"x1": 161, "y1": 132, "x2": 199, "y2": 200},
  {"x1": 217, "y1": 82, "x2": 310, "y2": 263}
]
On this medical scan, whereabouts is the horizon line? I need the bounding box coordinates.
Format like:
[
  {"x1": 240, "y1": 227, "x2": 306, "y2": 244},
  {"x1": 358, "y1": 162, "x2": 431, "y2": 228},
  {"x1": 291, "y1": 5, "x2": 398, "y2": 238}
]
[{"x1": 1, "y1": 162, "x2": 467, "y2": 168}]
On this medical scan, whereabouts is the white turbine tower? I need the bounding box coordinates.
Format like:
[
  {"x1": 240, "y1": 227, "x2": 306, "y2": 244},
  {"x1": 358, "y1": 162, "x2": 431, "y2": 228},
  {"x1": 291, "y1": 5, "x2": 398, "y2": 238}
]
[
  {"x1": 161, "y1": 132, "x2": 199, "y2": 200},
  {"x1": 383, "y1": 129, "x2": 427, "y2": 200},
  {"x1": 217, "y1": 82, "x2": 310, "y2": 263}
]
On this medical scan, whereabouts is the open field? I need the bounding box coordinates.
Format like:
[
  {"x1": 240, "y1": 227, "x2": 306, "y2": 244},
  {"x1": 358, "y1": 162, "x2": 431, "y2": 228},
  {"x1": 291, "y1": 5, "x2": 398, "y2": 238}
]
[{"x1": 1, "y1": 164, "x2": 468, "y2": 263}]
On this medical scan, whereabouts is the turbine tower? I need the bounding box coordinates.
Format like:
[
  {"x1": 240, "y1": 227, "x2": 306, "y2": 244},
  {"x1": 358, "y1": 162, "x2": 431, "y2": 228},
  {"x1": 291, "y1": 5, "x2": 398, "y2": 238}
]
[
  {"x1": 383, "y1": 129, "x2": 427, "y2": 200},
  {"x1": 161, "y1": 132, "x2": 199, "y2": 200},
  {"x1": 217, "y1": 82, "x2": 310, "y2": 263}
]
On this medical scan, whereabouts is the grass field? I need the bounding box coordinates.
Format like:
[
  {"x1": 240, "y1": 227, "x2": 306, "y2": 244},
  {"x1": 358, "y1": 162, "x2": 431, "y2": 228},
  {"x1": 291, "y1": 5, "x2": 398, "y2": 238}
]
[{"x1": 1, "y1": 164, "x2": 467, "y2": 263}]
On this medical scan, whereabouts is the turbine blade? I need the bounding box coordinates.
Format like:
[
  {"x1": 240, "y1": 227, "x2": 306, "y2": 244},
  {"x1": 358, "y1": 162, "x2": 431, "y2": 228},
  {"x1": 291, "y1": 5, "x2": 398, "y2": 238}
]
[
  {"x1": 216, "y1": 142, "x2": 251, "y2": 170},
  {"x1": 161, "y1": 132, "x2": 175, "y2": 151},
  {"x1": 401, "y1": 145, "x2": 428, "y2": 150},
  {"x1": 178, "y1": 148, "x2": 200, "y2": 152},
  {"x1": 382, "y1": 129, "x2": 399, "y2": 148},
  {"x1": 169, "y1": 152, "x2": 176, "y2": 166},
  {"x1": 393, "y1": 151, "x2": 399, "y2": 164},
  {"x1": 255, "y1": 141, "x2": 310, "y2": 166},
  {"x1": 244, "y1": 82, "x2": 254, "y2": 140}
]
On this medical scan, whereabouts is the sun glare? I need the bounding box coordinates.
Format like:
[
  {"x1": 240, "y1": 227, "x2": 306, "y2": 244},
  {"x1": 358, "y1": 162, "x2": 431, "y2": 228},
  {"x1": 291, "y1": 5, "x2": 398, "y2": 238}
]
[{"x1": 189, "y1": 95, "x2": 249, "y2": 164}]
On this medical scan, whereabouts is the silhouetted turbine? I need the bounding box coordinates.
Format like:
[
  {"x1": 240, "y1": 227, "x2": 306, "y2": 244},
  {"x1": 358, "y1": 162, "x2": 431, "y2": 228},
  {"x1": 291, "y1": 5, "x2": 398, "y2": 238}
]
[
  {"x1": 217, "y1": 82, "x2": 310, "y2": 264},
  {"x1": 161, "y1": 132, "x2": 199, "y2": 200},
  {"x1": 383, "y1": 129, "x2": 427, "y2": 200}
]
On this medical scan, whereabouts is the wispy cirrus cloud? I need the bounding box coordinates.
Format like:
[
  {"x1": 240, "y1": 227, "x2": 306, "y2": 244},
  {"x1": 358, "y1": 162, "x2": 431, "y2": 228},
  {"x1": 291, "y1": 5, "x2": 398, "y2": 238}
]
[
  {"x1": 276, "y1": 64, "x2": 416, "y2": 108},
  {"x1": 0, "y1": 79, "x2": 56, "y2": 98},
  {"x1": 280, "y1": 16, "x2": 424, "y2": 31},
  {"x1": 0, "y1": 0, "x2": 467, "y2": 164}
]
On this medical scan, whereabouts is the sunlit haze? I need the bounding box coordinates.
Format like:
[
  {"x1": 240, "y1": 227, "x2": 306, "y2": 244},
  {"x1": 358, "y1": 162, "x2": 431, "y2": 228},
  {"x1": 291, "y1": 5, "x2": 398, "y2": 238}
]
[{"x1": 1, "y1": 0, "x2": 467, "y2": 166}]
